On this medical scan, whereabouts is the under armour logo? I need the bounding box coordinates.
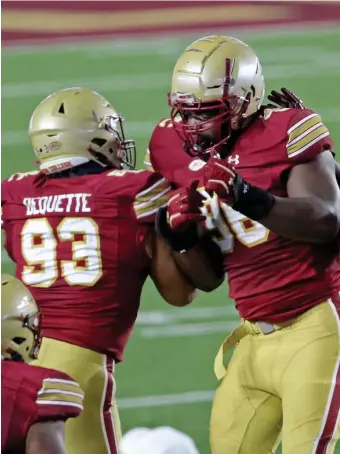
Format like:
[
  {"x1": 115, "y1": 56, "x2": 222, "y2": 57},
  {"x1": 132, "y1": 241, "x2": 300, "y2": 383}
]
[{"x1": 227, "y1": 154, "x2": 239, "y2": 166}]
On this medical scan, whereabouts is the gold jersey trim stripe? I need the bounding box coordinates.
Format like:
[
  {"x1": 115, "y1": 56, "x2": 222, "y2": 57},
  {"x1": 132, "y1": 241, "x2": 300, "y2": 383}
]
[
  {"x1": 135, "y1": 200, "x2": 168, "y2": 219},
  {"x1": 38, "y1": 388, "x2": 84, "y2": 399},
  {"x1": 287, "y1": 113, "x2": 318, "y2": 134},
  {"x1": 37, "y1": 390, "x2": 84, "y2": 406},
  {"x1": 134, "y1": 177, "x2": 171, "y2": 219},
  {"x1": 36, "y1": 400, "x2": 83, "y2": 410},
  {"x1": 288, "y1": 131, "x2": 329, "y2": 158},
  {"x1": 40, "y1": 378, "x2": 84, "y2": 403},
  {"x1": 135, "y1": 177, "x2": 168, "y2": 199},
  {"x1": 287, "y1": 113, "x2": 329, "y2": 157},
  {"x1": 287, "y1": 121, "x2": 322, "y2": 148},
  {"x1": 134, "y1": 186, "x2": 171, "y2": 210},
  {"x1": 43, "y1": 378, "x2": 79, "y2": 385}
]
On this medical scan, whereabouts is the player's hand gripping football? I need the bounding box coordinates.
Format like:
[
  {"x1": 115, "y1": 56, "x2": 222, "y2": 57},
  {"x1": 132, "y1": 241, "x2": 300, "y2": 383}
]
[
  {"x1": 267, "y1": 87, "x2": 306, "y2": 110},
  {"x1": 167, "y1": 180, "x2": 205, "y2": 231}
]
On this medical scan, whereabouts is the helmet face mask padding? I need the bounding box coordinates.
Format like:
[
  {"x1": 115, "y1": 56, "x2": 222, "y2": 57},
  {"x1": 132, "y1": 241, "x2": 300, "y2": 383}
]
[
  {"x1": 1, "y1": 275, "x2": 42, "y2": 363},
  {"x1": 29, "y1": 87, "x2": 136, "y2": 175},
  {"x1": 168, "y1": 36, "x2": 265, "y2": 158}
]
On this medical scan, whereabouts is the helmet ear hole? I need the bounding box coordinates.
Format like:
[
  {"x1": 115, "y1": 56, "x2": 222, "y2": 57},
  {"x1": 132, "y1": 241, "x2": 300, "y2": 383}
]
[
  {"x1": 91, "y1": 138, "x2": 107, "y2": 147},
  {"x1": 12, "y1": 337, "x2": 25, "y2": 345},
  {"x1": 58, "y1": 103, "x2": 65, "y2": 114}
]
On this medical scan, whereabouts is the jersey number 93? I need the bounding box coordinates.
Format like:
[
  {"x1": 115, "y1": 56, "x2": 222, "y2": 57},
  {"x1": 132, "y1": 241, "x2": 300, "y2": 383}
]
[{"x1": 21, "y1": 217, "x2": 102, "y2": 288}]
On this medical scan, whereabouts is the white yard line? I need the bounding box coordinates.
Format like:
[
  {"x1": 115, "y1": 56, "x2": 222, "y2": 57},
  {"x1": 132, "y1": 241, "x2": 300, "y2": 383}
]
[
  {"x1": 140, "y1": 321, "x2": 239, "y2": 338},
  {"x1": 2, "y1": 72, "x2": 170, "y2": 99},
  {"x1": 137, "y1": 305, "x2": 237, "y2": 324},
  {"x1": 118, "y1": 389, "x2": 215, "y2": 410},
  {"x1": 3, "y1": 56, "x2": 340, "y2": 101}
]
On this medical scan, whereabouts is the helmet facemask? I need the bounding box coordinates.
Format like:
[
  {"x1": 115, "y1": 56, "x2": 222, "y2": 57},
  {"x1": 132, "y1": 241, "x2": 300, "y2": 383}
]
[
  {"x1": 2, "y1": 311, "x2": 42, "y2": 362},
  {"x1": 169, "y1": 58, "x2": 251, "y2": 159},
  {"x1": 88, "y1": 112, "x2": 136, "y2": 170}
]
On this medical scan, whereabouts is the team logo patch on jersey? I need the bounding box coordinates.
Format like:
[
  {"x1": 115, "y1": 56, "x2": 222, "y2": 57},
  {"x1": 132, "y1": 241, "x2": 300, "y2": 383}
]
[{"x1": 189, "y1": 159, "x2": 206, "y2": 171}]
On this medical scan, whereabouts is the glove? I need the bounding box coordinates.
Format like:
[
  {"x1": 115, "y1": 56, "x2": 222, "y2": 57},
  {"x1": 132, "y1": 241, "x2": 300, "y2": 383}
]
[
  {"x1": 203, "y1": 158, "x2": 239, "y2": 206},
  {"x1": 203, "y1": 157, "x2": 275, "y2": 221},
  {"x1": 155, "y1": 180, "x2": 205, "y2": 252},
  {"x1": 267, "y1": 87, "x2": 306, "y2": 110},
  {"x1": 167, "y1": 180, "x2": 205, "y2": 231}
]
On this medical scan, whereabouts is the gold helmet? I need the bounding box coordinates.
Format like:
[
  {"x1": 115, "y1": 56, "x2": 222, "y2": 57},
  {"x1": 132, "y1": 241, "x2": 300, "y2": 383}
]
[
  {"x1": 29, "y1": 87, "x2": 136, "y2": 174},
  {"x1": 1, "y1": 274, "x2": 42, "y2": 363},
  {"x1": 168, "y1": 35, "x2": 265, "y2": 157}
]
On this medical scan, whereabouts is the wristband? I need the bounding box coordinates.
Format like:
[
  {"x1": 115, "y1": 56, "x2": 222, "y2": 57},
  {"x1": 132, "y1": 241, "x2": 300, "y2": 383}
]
[
  {"x1": 233, "y1": 174, "x2": 275, "y2": 221},
  {"x1": 155, "y1": 207, "x2": 201, "y2": 252}
]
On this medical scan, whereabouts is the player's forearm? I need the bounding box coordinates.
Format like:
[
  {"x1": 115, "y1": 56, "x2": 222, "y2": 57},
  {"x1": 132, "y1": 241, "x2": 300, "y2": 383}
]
[
  {"x1": 261, "y1": 196, "x2": 340, "y2": 243},
  {"x1": 155, "y1": 208, "x2": 225, "y2": 292},
  {"x1": 26, "y1": 422, "x2": 66, "y2": 454},
  {"x1": 173, "y1": 235, "x2": 225, "y2": 292}
]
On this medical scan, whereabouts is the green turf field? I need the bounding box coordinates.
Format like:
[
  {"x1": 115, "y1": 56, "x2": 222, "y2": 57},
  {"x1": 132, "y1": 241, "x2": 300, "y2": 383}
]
[{"x1": 2, "y1": 26, "x2": 340, "y2": 452}]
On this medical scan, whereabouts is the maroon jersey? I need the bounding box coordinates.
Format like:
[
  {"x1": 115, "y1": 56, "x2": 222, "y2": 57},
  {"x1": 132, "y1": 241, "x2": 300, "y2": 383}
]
[
  {"x1": 145, "y1": 118, "x2": 196, "y2": 187},
  {"x1": 147, "y1": 108, "x2": 340, "y2": 323},
  {"x1": 2, "y1": 361, "x2": 83, "y2": 454},
  {"x1": 2, "y1": 169, "x2": 170, "y2": 360}
]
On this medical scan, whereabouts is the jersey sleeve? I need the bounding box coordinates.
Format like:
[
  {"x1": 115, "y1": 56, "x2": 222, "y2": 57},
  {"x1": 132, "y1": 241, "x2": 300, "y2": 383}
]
[
  {"x1": 285, "y1": 109, "x2": 333, "y2": 163},
  {"x1": 133, "y1": 173, "x2": 171, "y2": 223},
  {"x1": 35, "y1": 372, "x2": 84, "y2": 421}
]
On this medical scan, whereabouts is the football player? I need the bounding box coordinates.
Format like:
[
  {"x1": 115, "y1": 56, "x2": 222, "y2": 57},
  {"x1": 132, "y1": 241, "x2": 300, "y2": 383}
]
[
  {"x1": 1, "y1": 274, "x2": 84, "y2": 454},
  {"x1": 1, "y1": 88, "x2": 224, "y2": 454},
  {"x1": 147, "y1": 36, "x2": 340, "y2": 454}
]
